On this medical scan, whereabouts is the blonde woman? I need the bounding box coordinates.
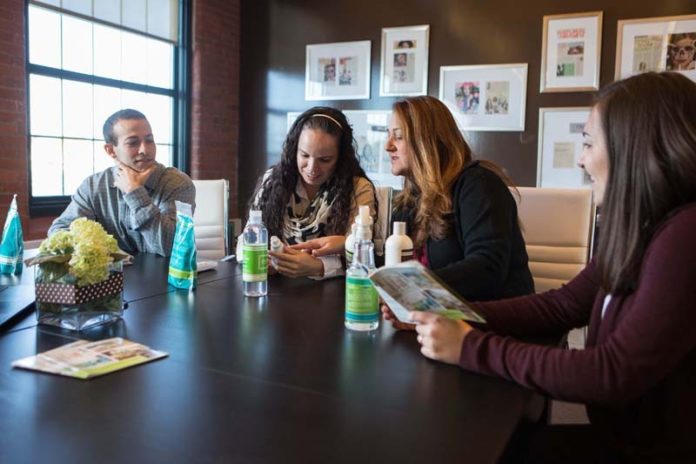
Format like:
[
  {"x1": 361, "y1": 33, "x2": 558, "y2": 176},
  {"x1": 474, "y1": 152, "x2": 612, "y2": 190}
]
[
  {"x1": 297, "y1": 97, "x2": 533, "y2": 303},
  {"x1": 383, "y1": 96, "x2": 533, "y2": 327}
]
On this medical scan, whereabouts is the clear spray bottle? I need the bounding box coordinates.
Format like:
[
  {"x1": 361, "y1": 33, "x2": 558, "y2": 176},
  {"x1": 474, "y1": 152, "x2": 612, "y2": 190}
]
[{"x1": 344, "y1": 205, "x2": 379, "y2": 331}]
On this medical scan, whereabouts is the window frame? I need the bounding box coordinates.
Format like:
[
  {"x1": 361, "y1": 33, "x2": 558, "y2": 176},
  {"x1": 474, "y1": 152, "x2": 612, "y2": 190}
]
[{"x1": 24, "y1": 0, "x2": 191, "y2": 217}]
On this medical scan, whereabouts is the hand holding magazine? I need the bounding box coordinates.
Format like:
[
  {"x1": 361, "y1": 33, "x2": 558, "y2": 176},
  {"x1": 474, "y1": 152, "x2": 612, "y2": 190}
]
[{"x1": 369, "y1": 261, "x2": 485, "y2": 324}]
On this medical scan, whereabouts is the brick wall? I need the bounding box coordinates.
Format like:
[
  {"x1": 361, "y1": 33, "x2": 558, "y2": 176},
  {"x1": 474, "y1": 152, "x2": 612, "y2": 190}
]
[
  {"x1": 190, "y1": 0, "x2": 241, "y2": 217},
  {"x1": 0, "y1": 0, "x2": 241, "y2": 240},
  {"x1": 0, "y1": 0, "x2": 30, "y2": 235}
]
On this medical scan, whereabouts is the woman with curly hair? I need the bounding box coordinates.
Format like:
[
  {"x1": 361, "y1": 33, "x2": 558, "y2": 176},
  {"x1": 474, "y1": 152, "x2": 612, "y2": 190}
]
[
  {"x1": 383, "y1": 96, "x2": 533, "y2": 323},
  {"x1": 249, "y1": 106, "x2": 376, "y2": 279}
]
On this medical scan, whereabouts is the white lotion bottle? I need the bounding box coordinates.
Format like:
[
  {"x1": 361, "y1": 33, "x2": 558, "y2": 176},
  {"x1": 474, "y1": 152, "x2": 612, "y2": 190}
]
[
  {"x1": 269, "y1": 235, "x2": 283, "y2": 268},
  {"x1": 385, "y1": 222, "x2": 414, "y2": 266}
]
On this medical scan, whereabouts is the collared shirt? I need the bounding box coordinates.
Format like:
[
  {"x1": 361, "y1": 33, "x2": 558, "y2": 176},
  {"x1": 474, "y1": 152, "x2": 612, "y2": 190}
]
[{"x1": 48, "y1": 163, "x2": 196, "y2": 257}]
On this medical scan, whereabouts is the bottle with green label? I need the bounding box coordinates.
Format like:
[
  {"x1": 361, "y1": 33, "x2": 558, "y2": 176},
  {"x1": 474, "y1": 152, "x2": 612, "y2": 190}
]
[
  {"x1": 243, "y1": 210, "x2": 268, "y2": 297},
  {"x1": 345, "y1": 205, "x2": 379, "y2": 331}
]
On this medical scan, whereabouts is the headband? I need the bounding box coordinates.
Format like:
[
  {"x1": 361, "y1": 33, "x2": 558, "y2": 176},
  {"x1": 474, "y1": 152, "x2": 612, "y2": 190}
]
[{"x1": 309, "y1": 113, "x2": 343, "y2": 130}]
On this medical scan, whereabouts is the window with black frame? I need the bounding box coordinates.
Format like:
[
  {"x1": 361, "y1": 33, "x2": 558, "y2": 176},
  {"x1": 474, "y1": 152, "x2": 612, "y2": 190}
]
[{"x1": 26, "y1": 0, "x2": 185, "y2": 215}]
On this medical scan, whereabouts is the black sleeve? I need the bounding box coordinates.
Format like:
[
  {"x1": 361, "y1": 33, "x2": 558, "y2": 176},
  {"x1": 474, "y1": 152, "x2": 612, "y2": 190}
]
[
  {"x1": 433, "y1": 169, "x2": 520, "y2": 299},
  {"x1": 390, "y1": 208, "x2": 409, "y2": 226}
]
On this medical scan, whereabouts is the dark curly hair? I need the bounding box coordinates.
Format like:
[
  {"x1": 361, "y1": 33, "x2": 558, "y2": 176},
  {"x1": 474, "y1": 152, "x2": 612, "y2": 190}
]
[{"x1": 249, "y1": 106, "x2": 374, "y2": 240}]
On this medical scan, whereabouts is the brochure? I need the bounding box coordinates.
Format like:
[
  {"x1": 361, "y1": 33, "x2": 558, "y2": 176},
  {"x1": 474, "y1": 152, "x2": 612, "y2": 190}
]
[
  {"x1": 12, "y1": 337, "x2": 168, "y2": 380},
  {"x1": 369, "y1": 261, "x2": 486, "y2": 324}
]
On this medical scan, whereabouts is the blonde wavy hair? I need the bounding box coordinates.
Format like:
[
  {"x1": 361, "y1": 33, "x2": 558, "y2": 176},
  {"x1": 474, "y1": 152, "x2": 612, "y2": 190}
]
[{"x1": 392, "y1": 96, "x2": 512, "y2": 248}]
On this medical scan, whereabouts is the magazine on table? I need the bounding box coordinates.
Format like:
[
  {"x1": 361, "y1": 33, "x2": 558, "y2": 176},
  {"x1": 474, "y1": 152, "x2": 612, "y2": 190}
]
[
  {"x1": 12, "y1": 337, "x2": 168, "y2": 380},
  {"x1": 369, "y1": 261, "x2": 486, "y2": 324}
]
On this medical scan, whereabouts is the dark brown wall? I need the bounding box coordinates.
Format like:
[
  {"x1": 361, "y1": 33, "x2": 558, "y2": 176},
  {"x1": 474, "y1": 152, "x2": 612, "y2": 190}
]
[{"x1": 238, "y1": 0, "x2": 695, "y2": 210}]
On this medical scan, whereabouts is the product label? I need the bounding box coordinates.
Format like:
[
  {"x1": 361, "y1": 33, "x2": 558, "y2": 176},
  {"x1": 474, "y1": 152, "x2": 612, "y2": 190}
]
[
  {"x1": 345, "y1": 276, "x2": 379, "y2": 322},
  {"x1": 168, "y1": 210, "x2": 197, "y2": 290},
  {"x1": 243, "y1": 244, "x2": 268, "y2": 282},
  {"x1": 401, "y1": 248, "x2": 414, "y2": 261}
]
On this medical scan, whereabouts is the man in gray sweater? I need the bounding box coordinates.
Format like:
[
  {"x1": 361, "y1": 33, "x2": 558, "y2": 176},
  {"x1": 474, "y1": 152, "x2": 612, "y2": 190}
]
[{"x1": 49, "y1": 109, "x2": 195, "y2": 257}]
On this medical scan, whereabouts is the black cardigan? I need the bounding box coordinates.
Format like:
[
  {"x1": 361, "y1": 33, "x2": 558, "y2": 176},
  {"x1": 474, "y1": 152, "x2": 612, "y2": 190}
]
[{"x1": 393, "y1": 162, "x2": 534, "y2": 301}]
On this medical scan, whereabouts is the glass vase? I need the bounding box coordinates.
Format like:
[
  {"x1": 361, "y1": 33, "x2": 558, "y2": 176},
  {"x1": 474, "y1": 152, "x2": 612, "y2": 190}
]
[{"x1": 35, "y1": 261, "x2": 124, "y2": 331}]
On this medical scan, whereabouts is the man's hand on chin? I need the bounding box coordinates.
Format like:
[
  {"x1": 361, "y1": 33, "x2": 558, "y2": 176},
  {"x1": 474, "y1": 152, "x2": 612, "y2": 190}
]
[{"x1": 114, "y1": 162, "x2": 155, "y2": 194}]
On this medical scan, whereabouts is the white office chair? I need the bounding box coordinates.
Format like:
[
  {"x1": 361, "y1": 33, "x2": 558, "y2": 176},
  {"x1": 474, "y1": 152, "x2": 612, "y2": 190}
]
[
  {"x1": 515, "y1": 187, "x2": 595, "y2": 425},
  {"x1": 514, "y1": 187, "x2": 596, "y2": 293},
  {"x1": 192, "y1": 179, "x2": 229, "y2": 260},
  {"x1": 374, "y1": 186, "x2": 393, "y2": 256}
]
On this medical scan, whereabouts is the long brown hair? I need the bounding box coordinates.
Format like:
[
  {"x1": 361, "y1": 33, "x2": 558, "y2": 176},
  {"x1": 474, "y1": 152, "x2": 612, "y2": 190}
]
[
  {"x1": 392, "y1": 96, "x2": 512, "y2": 248},
  {"x1": 249, "y1": 107, "x2": 373, "y2": 239},
  {"x1": 595, "y1": 72, "x2": 696, "y2": 294}
]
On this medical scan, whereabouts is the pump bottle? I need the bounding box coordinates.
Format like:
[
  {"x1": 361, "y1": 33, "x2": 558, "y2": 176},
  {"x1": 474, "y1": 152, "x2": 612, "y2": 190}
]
[
  {"x1": 344, "y1": 206, "x2": 379, "y2": 331},
  {"x1": 385, "y1": 222, "x2": 414, "y2": 266}
]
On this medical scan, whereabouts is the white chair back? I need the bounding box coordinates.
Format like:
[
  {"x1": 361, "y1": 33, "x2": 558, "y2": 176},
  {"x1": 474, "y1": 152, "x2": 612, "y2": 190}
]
[
  {"x1": 516, "y1": 188, "x2": 595, "y2": 422},
  {"x1": 192, "y1": 179, "x2": 229, "y2": 260},
  {"x1": 514, "y1": 187, "x2": 595, "y2": 293},
  {"x1": 23, "y1": 239, "x2": 43, "y2": 250},
  {"x1": 374, "y1": 186, "x2": 393, "y2": 256}
]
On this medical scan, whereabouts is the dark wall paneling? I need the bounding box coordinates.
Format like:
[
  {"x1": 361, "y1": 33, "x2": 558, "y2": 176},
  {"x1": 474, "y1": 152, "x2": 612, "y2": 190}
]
[{"x1": 238, "y1": 0, "x2": 695, "y2": 210}]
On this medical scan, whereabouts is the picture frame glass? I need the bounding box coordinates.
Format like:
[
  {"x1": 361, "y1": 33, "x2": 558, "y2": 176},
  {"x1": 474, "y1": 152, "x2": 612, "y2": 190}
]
[
  {"x1": 380, "y1": 25, "x2": 429, "y2": 96},
  {"x1": 617, "y1": 16, "x2": 696, "y2": 81},
  {"x1": 439, "y1": 64, "x2": 527, "y2": 131},
  {"x1": 306, "y1": 41, "x2": 371, "y2": 101},
  {"x1": 542, "y1": 13, "x2": 602, "y2": 91},
  {"x1": 537, "y1": 108, "x2": 592, "y2": 188}
]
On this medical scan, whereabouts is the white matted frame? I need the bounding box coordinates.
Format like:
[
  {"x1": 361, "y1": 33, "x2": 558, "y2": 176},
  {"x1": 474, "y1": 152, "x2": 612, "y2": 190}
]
[
  {"x1": 287, "y1": 110, "x2": 402, "y2": 189},
  {"x1": 380, "y1": 25, "x2": 429, "y2": 97},
  {"x1": 540, "y1": 11, "x2": 603, "y2": 92},
  {"x1": 305, "y1": 40, "x2": 371, "y2": 101},
  {"x1": 439, "y1": 63, "x2": 528, "y2": 131},
  {"x1": 537, "y1": 107, "x2": 592, "y2": 188},
  {"x1": 615, "y1": 14, "x2": 696, "y2": 81}
]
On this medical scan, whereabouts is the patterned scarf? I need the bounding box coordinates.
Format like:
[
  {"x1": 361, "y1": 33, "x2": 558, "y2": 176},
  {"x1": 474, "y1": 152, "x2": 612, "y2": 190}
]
[{"x1": 283, "y1": 183, "x2": 335, "y2": 244}]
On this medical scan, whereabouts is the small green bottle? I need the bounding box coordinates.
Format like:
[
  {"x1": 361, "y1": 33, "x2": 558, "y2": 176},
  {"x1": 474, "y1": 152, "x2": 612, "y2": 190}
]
[{"x1": 243, "y1": 210, "x2": 268, "y2": 297}]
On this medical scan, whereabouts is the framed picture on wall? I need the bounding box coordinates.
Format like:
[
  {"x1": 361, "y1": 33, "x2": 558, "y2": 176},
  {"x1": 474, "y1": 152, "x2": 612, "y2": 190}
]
[
  {"x1": 438, "y1": 63, "x2": 528, "y2": 131},
  {"x1": 287, "y1": 110, "x2": 402, "y2": 189},
  {"x1": 540, "y1": 11, "x2": 603, "y2": 92},
  {"x1": 537, "y1": 107, "x2": 592, "y2": 188},
  {"x1": 305, "y1": 40, "x2": 371, "y2": 100},
  {"x1": 615, "y1": 14, "x2": 696, "y2": 81},
  {"x1": 379, "y1": 25, "x2": 430, "y2": 97}
]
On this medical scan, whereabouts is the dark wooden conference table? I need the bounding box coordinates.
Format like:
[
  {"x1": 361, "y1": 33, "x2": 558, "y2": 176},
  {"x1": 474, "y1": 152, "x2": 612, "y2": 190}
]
[{"x1": 0, "y1": 253, "x2": 544, "y2": 464}]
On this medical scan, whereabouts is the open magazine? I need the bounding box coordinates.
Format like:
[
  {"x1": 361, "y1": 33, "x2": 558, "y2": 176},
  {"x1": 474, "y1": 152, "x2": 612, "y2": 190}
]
[
  {"x1": 369, "y1": 261, "x2": 486, "y2": 324},
  {"x1": 12, "y1": 337, "x2": 167, "y2": 380}
]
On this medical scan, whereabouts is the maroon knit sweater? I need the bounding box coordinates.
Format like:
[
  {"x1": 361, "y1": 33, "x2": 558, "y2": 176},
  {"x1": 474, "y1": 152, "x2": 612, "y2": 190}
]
[{"x1": 461, "y1": 203, "x2": 696, "y2": 461}]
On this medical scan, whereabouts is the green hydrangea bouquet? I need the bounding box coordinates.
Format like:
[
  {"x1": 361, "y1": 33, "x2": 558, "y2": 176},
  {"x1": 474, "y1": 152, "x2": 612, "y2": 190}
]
[{"x1": 25, "y1": 218, "x2": 131, "y2": 331}]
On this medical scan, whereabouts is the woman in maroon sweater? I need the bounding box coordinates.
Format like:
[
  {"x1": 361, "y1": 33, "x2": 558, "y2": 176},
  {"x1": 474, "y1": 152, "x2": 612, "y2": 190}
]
[{"x1": 408, "y1": 72, "x2": 696, "y2": 462}]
